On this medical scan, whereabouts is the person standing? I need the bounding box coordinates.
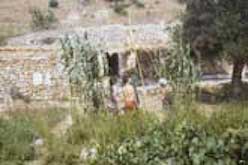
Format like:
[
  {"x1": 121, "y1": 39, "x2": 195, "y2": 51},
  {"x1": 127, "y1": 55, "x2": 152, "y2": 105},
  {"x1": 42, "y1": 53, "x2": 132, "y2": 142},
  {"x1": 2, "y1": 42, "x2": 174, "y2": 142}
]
[{"x1": 122, "y1": 74, "x2": 139, "y2": 112}]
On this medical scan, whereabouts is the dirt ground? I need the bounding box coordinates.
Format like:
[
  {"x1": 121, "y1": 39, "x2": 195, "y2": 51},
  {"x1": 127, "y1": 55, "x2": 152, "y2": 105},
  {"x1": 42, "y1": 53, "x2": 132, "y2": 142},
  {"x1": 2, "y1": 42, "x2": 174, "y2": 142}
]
[{"x1": 0, "y1": 0, "x2": 183, "y2": 36}]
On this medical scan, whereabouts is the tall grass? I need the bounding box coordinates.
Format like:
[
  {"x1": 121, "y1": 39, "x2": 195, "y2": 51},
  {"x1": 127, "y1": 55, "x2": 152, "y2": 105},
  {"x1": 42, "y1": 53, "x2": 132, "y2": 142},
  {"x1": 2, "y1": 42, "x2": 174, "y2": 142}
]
[
  {"x1": 0, "y1": 116, "x2": 37, "y2": 164},
  {"x1": 207, "y1": 102, "x2": 248, "y2": 134},
  {"x1": 1, "y1": 102, "x2": 248, "y2": 164},
  {"x1": 0, "y1": 106, "x2": 70, "y2": 164},
  {"x1": 44, "y1": 110, "x2": 158, "y2": 165},
  {"x1": 68, "y1": 111, "x2": 158, "y2": 148}
]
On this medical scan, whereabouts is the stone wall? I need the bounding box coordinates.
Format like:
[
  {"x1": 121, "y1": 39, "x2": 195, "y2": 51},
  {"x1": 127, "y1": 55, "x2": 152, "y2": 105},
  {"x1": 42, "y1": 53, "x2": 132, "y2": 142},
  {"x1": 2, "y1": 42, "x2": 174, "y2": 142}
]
[
  {"x1": 0, "y1": 47, "x2": 68, "y2": 101},
  {"x1": 0, "y1": 46, "x2": 171, "y2": 113}
]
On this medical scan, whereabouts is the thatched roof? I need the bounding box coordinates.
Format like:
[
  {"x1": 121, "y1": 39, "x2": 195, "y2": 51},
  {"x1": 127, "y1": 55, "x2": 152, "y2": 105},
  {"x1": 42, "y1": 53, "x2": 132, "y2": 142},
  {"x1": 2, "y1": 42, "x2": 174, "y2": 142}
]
[{"x1": 7, "y1": 24, "x2": 170, "y2": 53}]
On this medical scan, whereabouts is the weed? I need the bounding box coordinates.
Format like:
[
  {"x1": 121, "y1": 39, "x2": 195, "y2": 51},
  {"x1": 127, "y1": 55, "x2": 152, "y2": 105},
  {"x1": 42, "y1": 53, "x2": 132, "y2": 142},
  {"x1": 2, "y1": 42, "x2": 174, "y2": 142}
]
[
  {"x1": 0, "y1": 117, "x2": 37, "y2": 164},
  {"x1": 29, "y1": 7, "x2": 57, "y2": 30},
  {"x1": 68, "y1": 111, "x2": 158, "y2": 148}
]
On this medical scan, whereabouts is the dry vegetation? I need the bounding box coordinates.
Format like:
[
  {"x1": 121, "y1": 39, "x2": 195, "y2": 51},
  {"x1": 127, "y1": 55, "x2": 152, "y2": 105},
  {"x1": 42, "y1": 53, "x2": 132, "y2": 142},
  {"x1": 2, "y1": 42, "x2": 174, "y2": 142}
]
[
  {"x1": 0, "y1": 0, "x2": 73, "y2": 44},
  {"x1": 0, "y1": 0, "x2": 183, "y2": 41},
  {"x1": 0, "y1": 0, "x2": 182, "y2": 25},
  {"x1": 0, "y1": 0, "x2": 72, "y2": 25}
]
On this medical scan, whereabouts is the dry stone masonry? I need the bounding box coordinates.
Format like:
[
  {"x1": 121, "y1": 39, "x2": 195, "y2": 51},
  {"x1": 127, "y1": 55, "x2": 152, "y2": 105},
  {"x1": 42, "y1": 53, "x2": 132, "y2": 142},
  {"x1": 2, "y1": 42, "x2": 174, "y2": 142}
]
[
  {"x1": 0, "y1": 24, "x2": 171, "y2": 108},
  {"x1": 0, "y1": 47, "x2": 68, "y2": 102}
]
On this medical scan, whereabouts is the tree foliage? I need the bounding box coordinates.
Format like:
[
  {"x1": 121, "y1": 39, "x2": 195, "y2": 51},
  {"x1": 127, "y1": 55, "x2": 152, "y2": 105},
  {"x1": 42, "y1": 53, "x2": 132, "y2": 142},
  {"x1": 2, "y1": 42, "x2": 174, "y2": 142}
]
[
  {"x1": 183, "y1": 0, "x2": 248, "y2": 97},
  {"x1": 184, "y1": 0, "x2": 248, "y2": 58}
]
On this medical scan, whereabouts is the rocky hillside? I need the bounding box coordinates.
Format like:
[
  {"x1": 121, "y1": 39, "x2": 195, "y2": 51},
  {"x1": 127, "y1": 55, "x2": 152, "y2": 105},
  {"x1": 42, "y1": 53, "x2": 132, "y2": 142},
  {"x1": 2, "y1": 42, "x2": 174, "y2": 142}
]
[{"x1": 0, "y1": 0, "x2": 183, "y2": 45}]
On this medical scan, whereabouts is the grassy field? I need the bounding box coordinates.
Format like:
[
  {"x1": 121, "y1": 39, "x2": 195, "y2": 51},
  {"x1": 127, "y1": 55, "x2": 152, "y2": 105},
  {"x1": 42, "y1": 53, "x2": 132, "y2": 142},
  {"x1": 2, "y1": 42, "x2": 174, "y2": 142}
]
[{"x1": 0, "y1": 101, "x2": 248, "y2": 164}]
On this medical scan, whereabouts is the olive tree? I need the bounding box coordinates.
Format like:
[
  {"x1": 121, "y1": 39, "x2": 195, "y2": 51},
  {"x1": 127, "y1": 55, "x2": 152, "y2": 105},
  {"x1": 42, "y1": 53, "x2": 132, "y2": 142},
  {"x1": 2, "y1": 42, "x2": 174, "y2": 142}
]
[{"x1": 183, "y1": 0, "x2": 248, "y2": 98}]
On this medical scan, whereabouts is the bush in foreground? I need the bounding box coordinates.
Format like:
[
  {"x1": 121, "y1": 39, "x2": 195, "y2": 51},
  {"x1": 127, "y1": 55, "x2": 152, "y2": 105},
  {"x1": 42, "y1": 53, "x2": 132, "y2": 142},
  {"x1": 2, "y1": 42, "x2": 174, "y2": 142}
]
[
  {"x1": 1, "y1": 103, "x2": 248, "y2": 165},
  {"x1": 0, "y1": 117, "x2": 37, "y2": 164},
  {"x1": 92, "y1": 104, "x2": 248, "y2": 165},
  {"x1": 0, "y1": 106, "x2": 70, "y2": 164},
  {"x1": 44, "y1": 111, "x2": 158, "y2": 165}
]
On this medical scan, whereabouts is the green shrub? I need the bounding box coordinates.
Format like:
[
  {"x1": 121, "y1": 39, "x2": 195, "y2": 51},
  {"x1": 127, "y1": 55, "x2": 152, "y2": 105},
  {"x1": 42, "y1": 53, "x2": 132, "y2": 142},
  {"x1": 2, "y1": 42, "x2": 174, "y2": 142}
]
[
  {"x1": 29, "y1": 8, "x2": 57, "y2": 30},
  {"x1": 92, "y1": 107, "x2": 248, "y2": 165},
  {"x1": 6, "y1": 107, "x2": 75, "y2": 165},
  {"x1": 109, "y1": 0, "x2": 145, "y2": 15},
  {"x1": 1, "y1": 103, "x2": 248, "y2": 164},
  {"x1": 0, "y1": 117, "x2": 37, "y2": 164},
  {"x1": 49, "y1": 0, "x2": 59, "y2": 8},
  {"x1": 133, "y1": 0, "x2": 145, "y2": 8},
  {"x1": 113, "y1": 1, "x2": 129, "y2": 15},
  {"x1": 207, "y1": 102, "x2": 248, "y2": 134},
  {"x1": 42, "y1": 111, "x2": 157, "y2": 165},
  {"x1": 2, "y1": 106, "x2": 71, "y2": 165}
]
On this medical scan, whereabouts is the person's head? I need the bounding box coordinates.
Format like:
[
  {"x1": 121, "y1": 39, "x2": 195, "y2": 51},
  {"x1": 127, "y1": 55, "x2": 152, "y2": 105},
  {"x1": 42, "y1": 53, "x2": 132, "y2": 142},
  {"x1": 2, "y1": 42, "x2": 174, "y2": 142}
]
[{"x1": 159, "y1": 78, "x2": 168, "y2": 88}]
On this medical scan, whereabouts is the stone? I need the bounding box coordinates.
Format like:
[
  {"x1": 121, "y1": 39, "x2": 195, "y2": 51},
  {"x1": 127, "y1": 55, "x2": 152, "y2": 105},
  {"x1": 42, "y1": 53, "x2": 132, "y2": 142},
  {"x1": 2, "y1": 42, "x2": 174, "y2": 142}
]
[
  {"x1": 1, "y1": 24, "x2": 171, "y2": 106},
  {"x1": 80, "y1": 147, "x2": 97, "y2": 161},
  {"x1": 0, "y1": 48, "x2": 69, "y2": 102}
]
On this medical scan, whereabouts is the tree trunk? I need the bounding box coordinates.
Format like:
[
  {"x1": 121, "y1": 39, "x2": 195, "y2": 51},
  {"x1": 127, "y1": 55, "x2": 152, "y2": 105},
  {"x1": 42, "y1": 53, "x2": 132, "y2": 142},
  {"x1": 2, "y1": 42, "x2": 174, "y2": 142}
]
[{"x1": 232, "y1": 59, "x2": 245, "y2": 98}]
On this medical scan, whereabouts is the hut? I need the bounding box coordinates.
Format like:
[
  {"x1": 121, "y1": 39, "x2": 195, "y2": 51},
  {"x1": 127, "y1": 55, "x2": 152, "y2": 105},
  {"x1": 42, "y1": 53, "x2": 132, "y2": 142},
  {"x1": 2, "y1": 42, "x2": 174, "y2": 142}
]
[{"x1": 0, "y1": 24, "x2": 171, "y2": 110}]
